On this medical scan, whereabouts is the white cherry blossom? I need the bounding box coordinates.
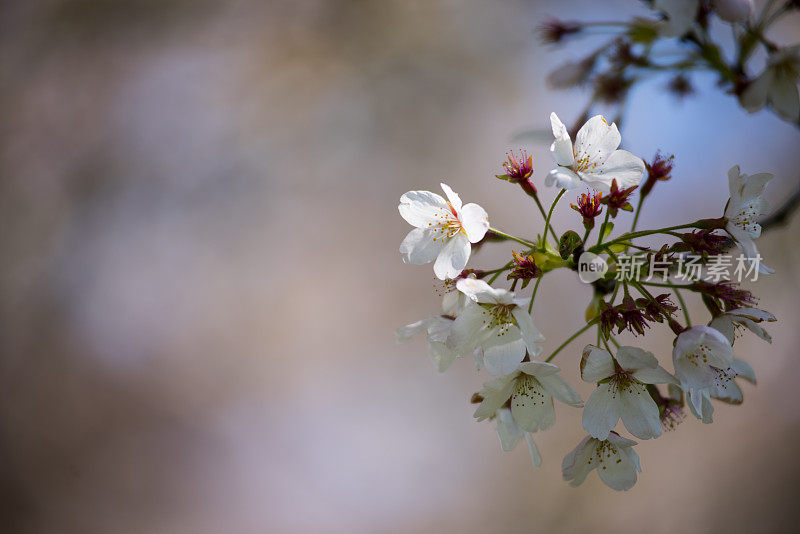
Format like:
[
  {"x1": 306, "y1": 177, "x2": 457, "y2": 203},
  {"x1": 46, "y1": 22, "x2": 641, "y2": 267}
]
[
  {"x1": 705, "y1": 358, "x2": 756, "y2": 406},
  {"x1": 547, "y1": 113, "x2": 645, "y2": 194},
  {"x1": 397, "y1": 315, "x2": 459, "y2": 373},
  {"x1": 581, "y1": 345, "x2": 678, "y2": 440},
  {"x1": 397, "y1": 276, "x2": 478, "y2": 372},
  {"x1": 448, "y1": 279, "x2": 545, "y2": 375},
  {"x1": 724, "y1": 165, "x2": 774, "y2": 274},
  {"x1": 562, "y1": 432, "x2": 642, "y2": 491},
  {"x1": 473, "y1": 361, "x2": 583, "y2": 434},
  {"x1": 672, "y1": 325, "x2": 735, "y2": 423},
  {"x1": 740, "y1": 46, "x2": 800, "y2": 122},
  {"x1": 709, "y1": 307, "x2": 776, "y2": 344},
  {"x1": 494, "y1": 407, "x2": 542, "y2": 467},
  {"x1": 399, "y1": 183, "x2": 489, "y2": 280}
]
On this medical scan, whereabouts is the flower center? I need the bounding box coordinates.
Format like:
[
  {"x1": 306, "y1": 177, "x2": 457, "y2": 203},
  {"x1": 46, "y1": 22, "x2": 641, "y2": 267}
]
[
  {"x1": 481, "y1": 303, "x2": 515, "y2": 334},
  {"x1": 684, "y1": 343, "x2": 713, "y2": 367},
  {"x1": 586, "y1": 439, "x2": 623, "y2": 470},
  {"x1": 730, "y1": 200, "x2": 760, "y2": 235},
  {"x1": 428, "y1": 203, "x2": 463, "y2": 241},
  {"x1": 711, "y1": 366, "x2": 735, "y2": 387}
]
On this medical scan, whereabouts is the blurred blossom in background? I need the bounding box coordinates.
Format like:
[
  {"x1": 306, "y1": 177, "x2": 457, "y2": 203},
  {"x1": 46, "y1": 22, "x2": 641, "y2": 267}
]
[{"x1": 1, "y1": 0, "x2": 799, "y2": 532}]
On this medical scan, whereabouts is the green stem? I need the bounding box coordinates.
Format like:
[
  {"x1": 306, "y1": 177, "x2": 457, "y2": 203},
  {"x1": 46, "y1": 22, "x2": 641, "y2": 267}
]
[
  {"x1": 488, "y1": 227, "x2": 537, "y2": 248},
  {"x1": 596, "y1": 211, "x2": 611, "y2": 247},
  {"x1": 673, "y1": 287, "x2": 692, "y2": 327},
  {"x1": 631, "y1": 195, "x2": 644, "y2": 233},
  {"x1": 487, "y1": 260, "x2": 514, "y2": 284},
  {"x1": 582, "y1": 226, "x2": 592, "y2": 245},
  {"x1": 588, "y1": 222, "x2": 701, "y2": 253},
  {"x1": 528, "y1": 276, "x2": 543, "y2": 314},
  {"x1": 545, "y1": 318, "x2": 599, "y2": 362},
  {"x1": 533, "y1": 195, "x2": 560, "y2": 242},
  {"x1": 543, "y1": 190, "x2": 566, "y2": 248}
]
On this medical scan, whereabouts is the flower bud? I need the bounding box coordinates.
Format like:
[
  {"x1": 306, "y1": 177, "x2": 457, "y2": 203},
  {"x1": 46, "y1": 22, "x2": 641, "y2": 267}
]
[
  {"x1": 571, "y1": 192, "x2": 603, "y2": 232},
  {"x1": 599, "y1": 179, "x2": 637, "y2": 217},
  {"x1": 641, "y1": 151, "x2": 674, "y2": 198},
  {"x1": 496, "y1": 150, "x2": 533, "y2": 183}
]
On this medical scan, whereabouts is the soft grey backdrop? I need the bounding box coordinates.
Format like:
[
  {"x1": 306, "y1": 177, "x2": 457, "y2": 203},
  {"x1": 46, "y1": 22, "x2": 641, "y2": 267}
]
[{"x1": 1, "y1": 1, "x2": 799, "y2": 533}]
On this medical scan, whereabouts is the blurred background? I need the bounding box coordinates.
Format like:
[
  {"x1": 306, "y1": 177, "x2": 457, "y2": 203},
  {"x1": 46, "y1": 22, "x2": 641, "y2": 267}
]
[{"x1": 1, "y1": 1, "x2": 799, "y2": 532}]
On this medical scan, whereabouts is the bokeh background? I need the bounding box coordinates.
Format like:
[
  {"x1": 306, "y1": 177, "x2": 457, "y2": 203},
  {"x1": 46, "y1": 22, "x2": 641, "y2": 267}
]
[{"x1": 1, "y1": 1, "x2": 799, "y2": 532}]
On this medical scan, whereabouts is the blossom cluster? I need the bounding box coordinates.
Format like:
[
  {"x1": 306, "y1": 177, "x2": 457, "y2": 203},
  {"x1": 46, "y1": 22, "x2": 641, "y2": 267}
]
[
  {"x1": 539, "y1": 0, "x2": 800, "y2": 123},
  {"x1": 396, "y1": 111, "x2": 777, "y2": 490}
]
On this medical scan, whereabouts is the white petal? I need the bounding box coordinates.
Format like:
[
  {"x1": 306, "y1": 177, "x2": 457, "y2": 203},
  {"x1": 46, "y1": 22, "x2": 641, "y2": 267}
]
[
  {"x1": 495, "y1": 408, "x2": 524, "y2": 451},
  {"x1": 615, "y1": 346, "x2": 657, "y2": 371},
  {"x1": 459, "y1": 203, "x2": 490, "y2": 243},
  {"x1": 741, "y1": 172, "x2": 774, "y2": 200},
  {"x1": 580, "y1": 345, "x2": 615, "y2": 382},
  {"x1": 714, "y1": 0, "x2": 754, "y2": 23},
  {"x1": 545, "y1": 167, "x2": 581, "y2": 189},
  {"x1": 709, "y1": 315, "x2": 736, "y2": 345},
  {"x1": 769, "y1": 75, "x2": 800, "y2": 121},
  {"x1": 618, "y1": 383, "x2": 662, "y2": 440},
  {"x1": 606, "y1": 432, "x2": 638, "y2": 449},
  {"x1": 574, "y1": 115, "x2": 621, "y2": 163},
  {"x1": 740, "y1": 72, "x2": 770, "y2": 111},
  {"x1": 549, "y1": 113, "x2": 574, "y2": 166},
  {"x1": 398, "y1": 190, "x2": 450, "y2": 227},
  {"x1": 441, "y1": 291, "x2": 460, "y2": 316},
  {"x1": 455, "y1": 278, "x2": 492, "y2": 299},
  {"x1": 538, "y1": 373, "x2": 583, "y2": 407},
  {"x1": 518, "y1": 360, "x2": 560, "y2": 377},
  {"x1": 483, "y1": 327, "x2": 527, "y2": 376},
  {"x1": 399, "y1": 228, "x2": 445, "y2": 265},
  {"x1": 424, "y1": 316, "x2": 453, "y2": 343},
  {"x1": 579, "y1": 149, "x2": 645, "y2": 193},
  {"x1": 429, "y1": 341, "x2": 459, "y2": 373},
  {"x1": 524, "y1": 433, "x2": 542, "y2": 467},
  {"x1": 597, "y1": 443, "x2": 639, "y2": 491},
  {"x1": 550, "y1": 112, "x2": 570, "y2": 140},
  {"x1": 732, "y1": 358, "x2": 756, "y2": 384},
  {"x1": 439, "y1": 183, "x2": 462, "y2": 212},
  {"x1": 511, "y1": 374, "x2": 555, "y2": 432},
  {"x1": 448, "y1": 303, "x2": 490, "y2": 355},
  {"x1": 562, "y1": 436, "x2": 596, "y2": 487},
  {"x1": 472, "y1": 347, "x2": 484, "y2": 371},
  {"x1": 727, "y1": 165, "x2": 745, "y2": 199},
  {"x1": 511, "y1": 307, "x2": 545, "y2": 358},
  {"x1": 551, "y1": 136, "x2": 575, "y2": 167},
  {"x1": 655, "y1": 0, "x2": 699, "y2": 36},
  {"x1": 396, "y1": 319, "x2": 428, "y2": 343},
  {"x1": 730, "y1": 307, "x2": 776, "y2": 322},
  {"x1": 711, "y1": 374, "x2": 743, "y2": 404},
  {"x1": 674, "y1": 326, "x2": 734, "y2": 369},
  {"x1": 582, "y1": 383, "x2": 620, "y2": 440},
  {"x1": 632, "y1": 365, "x2": 679, "y2": 385},
  {"x1": 433, "y1": 232, "x2": 471, "y2": 280},
  {"x1": 687, "y1": 388, "x2": 714, "y2": 423},
  {"x1": 473, "y1": 373, "x2": 519, "y2": 421}
]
